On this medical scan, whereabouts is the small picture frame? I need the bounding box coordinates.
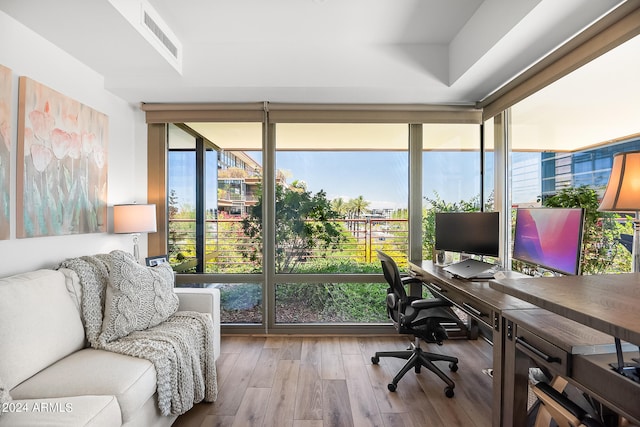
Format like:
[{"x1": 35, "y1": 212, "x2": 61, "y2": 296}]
[{"x1": 145, "y1": 255, "x2": 168, "y2": 267}]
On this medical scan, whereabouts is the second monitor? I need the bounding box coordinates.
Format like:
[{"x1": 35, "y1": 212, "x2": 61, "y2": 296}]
[{"x1": 435, "y1": 211, "x2": 500, "y2": 258}]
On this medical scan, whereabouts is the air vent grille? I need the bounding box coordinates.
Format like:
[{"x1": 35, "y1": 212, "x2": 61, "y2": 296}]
[{"x1": 143, "y1": 11, "x2": 178, "y2": 59}]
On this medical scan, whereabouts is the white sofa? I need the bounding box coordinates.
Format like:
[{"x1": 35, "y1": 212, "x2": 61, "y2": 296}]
[{"x1": 0, "y1": 268, "x2": 220, "y2": 427}]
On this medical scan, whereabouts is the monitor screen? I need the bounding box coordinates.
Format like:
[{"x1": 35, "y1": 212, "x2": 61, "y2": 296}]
[
  {"x1": 435, "y1": 212, "x2": 500, "y2": 257},
  {"x1": 512, "y1": 207, "x2": 585, "y2": 275}
]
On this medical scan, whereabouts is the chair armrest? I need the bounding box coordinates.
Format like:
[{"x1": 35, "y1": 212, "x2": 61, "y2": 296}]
[
  {"x1": 411, "y1": 298, "x2": 452, "y2": 310},
  {"x1": 174, "y1": 287, "x2": 221, "y2": 361},
  {"x1": 400, "y1": 275, "x2": 423, "y2": 286}
]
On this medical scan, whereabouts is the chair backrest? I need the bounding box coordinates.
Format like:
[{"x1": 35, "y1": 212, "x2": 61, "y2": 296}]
[
  {"x1": 376, "y1": 250, "x2": 407, "y2": 301},
  {"x1": 376, "y1": 250, "x2": 409, "y2": 328}
]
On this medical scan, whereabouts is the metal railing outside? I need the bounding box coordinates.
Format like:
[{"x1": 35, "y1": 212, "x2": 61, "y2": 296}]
[{"x1": 168, "y1": 217, "x2": 409, "y2": 273}]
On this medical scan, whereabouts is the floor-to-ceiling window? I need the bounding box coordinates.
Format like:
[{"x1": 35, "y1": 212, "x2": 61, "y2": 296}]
[
  {"x1": 145, "y1": 105, "x2": 484, "y2": 333},
  {"x1": 504, "y1": 33, "x2": 640, "y2": 275},
  {"x1": 422, "y1": 123, "x2": 488, "y2": 263},
  {"x1": 272, "y1": 123, "x2": 408, "y2": 325},
  {"x1": 166, "y1": 120, "x2": 266, "y2": 327}
]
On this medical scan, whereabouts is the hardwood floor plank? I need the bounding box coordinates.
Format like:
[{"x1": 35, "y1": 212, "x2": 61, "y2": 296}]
[
  {"x1": 221, "y1": 336, "x2": 259, "y2": 354},
  {"x1": 365, "y1": 362, "x2": 408, "y2": 413},
  {"x1": 322, "y1": 336, "x2": 342, "y2": 355},
  {"x1": 262, "y1": 360, "x2": 300, "y2": 427},
  {"x1": 210, "y1": 339, "x2": 264, "y2": 416},
  {"x1": 199, "y1": 414, "x2": 235, "y2": 427},
  {"x1": 279, "y1": 337, "x2": 302, "y2": 360},
  {"x1": 231, "y1": 387, "x2": 271, "y2": 427},
  {"x1": 321, "y1": 336, "x2": 345, "y2": 379},
  {"x1": 321, "y1": 350, "x2": 345, "y2": 380},
  {"x1": 300, "y1": 337, "x2": 322, "y2": 367},
  {"x1": 343, "y1": 354, "x2": 385, "y2": 427},
  {"x1": 292, "y1": 421, "x2": 323, "y2": 427},
  {"x1": 249, "y1": 348, "x2": 280, "y2": 388},
  {"x1": 214, "y1": 352, "x2": 240, "y2": 389},
  {"x1": 323, "y1": 379, "x2": 355, "y2": 427},
  {"x1": 294, "y1": 363, "x2": 323, "y2": 420},
  {"x1": 169, "y1": 401, "x2": 212, "y2": 427},
  {"x1": 264, "y1": 336, "x2": 285, "y2": 349},
  {"x1": 339, "y1": 336, "x2": 361, "y2": 355}
]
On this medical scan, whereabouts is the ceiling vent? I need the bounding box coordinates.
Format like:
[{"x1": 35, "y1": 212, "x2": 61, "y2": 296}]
[
  {"x1": 108, "y1": 0, "x2": 182, "y2": 74},
  {"x1": 143, "y1": 10, "x2": 178, "y2": 60}
]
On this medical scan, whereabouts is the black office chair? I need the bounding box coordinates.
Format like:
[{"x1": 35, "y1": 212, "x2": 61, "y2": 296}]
[{"x1": 371, "y1": 250, "x2": 463, "y2": 397}]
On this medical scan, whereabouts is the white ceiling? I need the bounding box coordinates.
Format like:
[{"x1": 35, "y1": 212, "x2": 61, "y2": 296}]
[{"x1": 0, "y1": 0, "x2": 625, "y2": 105}]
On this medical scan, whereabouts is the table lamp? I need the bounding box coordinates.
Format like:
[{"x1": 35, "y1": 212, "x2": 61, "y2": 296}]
[
  {"x1": 597, "y1": 150, "x2": 640, "y2": 378},
  {"x1": 598, "y1": 150, "x2": 640, "y2": 273},
  {"x1": 113, "y1": 204, "x2": 157, "y2": 263}
]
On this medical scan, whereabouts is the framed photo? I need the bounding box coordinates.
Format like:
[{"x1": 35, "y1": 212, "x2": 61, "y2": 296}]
[{"x1": 145, "y1": 255, "x2": 168, "y2": 267}]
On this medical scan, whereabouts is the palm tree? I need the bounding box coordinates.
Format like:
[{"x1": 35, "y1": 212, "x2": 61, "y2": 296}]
[
  {"x1": 344, "y1": 196, "x2": 370, "y2": 235},
  {"x1": 331, "y1": 197, "x2": 348, "y2": 218},
  {"x1": 350, "y1": 195, "x2": 370, "y2": 218}
]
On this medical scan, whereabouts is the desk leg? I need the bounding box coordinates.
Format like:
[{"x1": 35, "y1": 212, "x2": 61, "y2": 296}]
[
  {"x1": 502, "y1": 321, "x2": 530, "y2": 427},
  {"x1": 492, "y1": 324, "x2": 504, "y2": 427}
]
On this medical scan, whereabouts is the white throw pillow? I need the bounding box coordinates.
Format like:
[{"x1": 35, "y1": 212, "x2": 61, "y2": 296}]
[{"x1": 99, "y1": 250, "x2": 178, "y2": 344}]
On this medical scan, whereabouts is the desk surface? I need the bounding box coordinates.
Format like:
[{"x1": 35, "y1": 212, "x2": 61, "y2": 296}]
[
  {"x1": 490, "y1": 273, "x2": 640, "y2": 346},
  {"x1": 409, "y1": 260, "x2": 535, "y2": 312}
]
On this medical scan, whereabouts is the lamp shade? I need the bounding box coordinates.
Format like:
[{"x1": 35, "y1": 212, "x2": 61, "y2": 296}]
[
  {"x1": 113, "y1": 204, "x2": 157, "y2": 234},
  {"x1": 598, "y1": 151, "x2": 640, "y2": 212}
]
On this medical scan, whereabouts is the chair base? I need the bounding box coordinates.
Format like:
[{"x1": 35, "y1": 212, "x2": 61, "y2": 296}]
[{"x1": 371, "y1": 340, "x2": 458, "y2": 397}]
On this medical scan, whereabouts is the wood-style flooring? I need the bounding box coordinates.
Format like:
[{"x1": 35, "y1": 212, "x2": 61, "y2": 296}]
[{"x1": 174, "y1": 335, "x2": 494, "y2": 427}]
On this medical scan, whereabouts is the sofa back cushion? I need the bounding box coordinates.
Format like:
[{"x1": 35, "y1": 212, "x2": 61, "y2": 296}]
[{"x1": 0, "y1": 269, "x2": 85, "y2": 390}]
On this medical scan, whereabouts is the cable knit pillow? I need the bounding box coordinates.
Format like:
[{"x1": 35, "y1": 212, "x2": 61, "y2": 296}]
[{"x1": 99, "y1": 250, "x2": 178, "y2": 344}]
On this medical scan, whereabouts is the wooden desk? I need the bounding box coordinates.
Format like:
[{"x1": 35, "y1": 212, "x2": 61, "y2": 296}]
[
  {"x1": 491, "y1": 273, "x2": 640, "y2": 425},
  {"x1": 500, "y1": 308, "x2": 636, "y2": 426},
  {"x1": 409, "y1": 261, "x2": 534, "y2": 336},
  {"x1": 411, "y1": 262, "x2": 639, "y2": 426},
  {"x1": 409, "y1": 261, "x2": 535, "y2": 427},
  {"x1": 489, "y1": 273, "x2": 640, "y2": 346}
]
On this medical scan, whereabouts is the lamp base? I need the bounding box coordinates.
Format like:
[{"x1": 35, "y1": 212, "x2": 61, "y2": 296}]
[{"x1": 132, "y1": 233, "x2": 141, "y2": 264}]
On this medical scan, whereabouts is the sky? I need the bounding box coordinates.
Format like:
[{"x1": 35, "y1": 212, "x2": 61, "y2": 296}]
[{"x1": 168, "y1": 150, "x2": 512, "y2": 211}]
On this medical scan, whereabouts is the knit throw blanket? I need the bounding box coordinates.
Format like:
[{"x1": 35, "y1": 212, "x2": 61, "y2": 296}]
[{"x1": 58, "y1": 254, "x2": 217, "y2": 416}]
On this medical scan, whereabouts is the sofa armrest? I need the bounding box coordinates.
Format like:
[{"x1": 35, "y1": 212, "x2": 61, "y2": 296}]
[{"x1": 174, "y1": 287, "x2": 221, "y2": 361}]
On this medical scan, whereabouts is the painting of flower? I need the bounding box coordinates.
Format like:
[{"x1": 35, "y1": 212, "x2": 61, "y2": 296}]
[
  {"x1": 0, "y1": 65, "x2": 11, "y2": 240},
  {"x1": 17, "y1": 77, "x2": 108, "y2": 238}
]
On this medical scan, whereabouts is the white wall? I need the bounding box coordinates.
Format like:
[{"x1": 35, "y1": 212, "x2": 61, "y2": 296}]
[{"x1": 0, "y1": 11, "x2": 149, "y2": 276}]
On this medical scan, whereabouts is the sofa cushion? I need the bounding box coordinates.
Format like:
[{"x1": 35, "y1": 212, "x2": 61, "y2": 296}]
[
  {"x1": 99, "y1": 250, "x2": 178, "y2": 344},
  {"x1": 0, "y1": 395, "x2": 121, "y2": 427},
  {"x1": 0, "y1": 270, "x2": 85, "y2": 390},
  {"x1": 10, "y1": 348, "x2": 156, "y2": 424}
]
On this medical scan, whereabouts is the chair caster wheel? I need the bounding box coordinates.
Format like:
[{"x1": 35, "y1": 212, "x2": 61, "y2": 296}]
[
  {"x1": 388, "y1": 383, "x2": 397, "y2": 392},
  {"x1": 445, "y1": 387, "x2": 454, "y2": 398},
  {"x1": 449, "y1": 362, "x2": 458, "y2": 372},
  {"x1": 371, "y1": 356, "x2": 379, "y2": 364}
]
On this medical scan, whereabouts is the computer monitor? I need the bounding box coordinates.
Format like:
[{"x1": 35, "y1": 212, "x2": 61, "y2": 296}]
[
  {"x1": 435, "y1": 212, "x2": 500, "y2": 258},
  {"x1": 512, "y1": 207, "x2": 585, "y2": 276}
]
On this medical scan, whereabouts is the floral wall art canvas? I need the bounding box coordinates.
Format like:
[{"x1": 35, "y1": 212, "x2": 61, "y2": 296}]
[
  {"x1": 17, "y1": 77, "x2": 108, "y2": 238},
  {"x1": 0, "y1": 65, "x2": 11, "y2": 240}
]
